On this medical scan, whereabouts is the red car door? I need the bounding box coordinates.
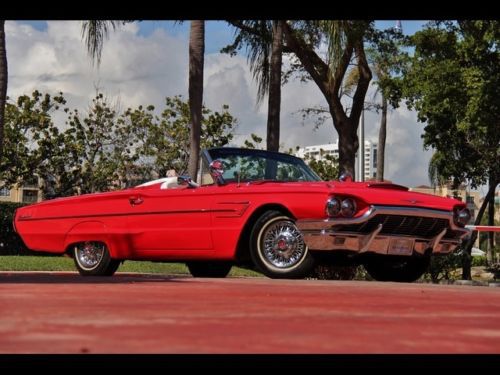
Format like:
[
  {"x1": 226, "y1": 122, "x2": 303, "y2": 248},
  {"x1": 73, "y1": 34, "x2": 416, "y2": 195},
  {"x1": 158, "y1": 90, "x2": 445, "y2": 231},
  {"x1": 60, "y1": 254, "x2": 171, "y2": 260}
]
[{"x1": 126, "y1": 185, "x2": 215, "y2": 252}]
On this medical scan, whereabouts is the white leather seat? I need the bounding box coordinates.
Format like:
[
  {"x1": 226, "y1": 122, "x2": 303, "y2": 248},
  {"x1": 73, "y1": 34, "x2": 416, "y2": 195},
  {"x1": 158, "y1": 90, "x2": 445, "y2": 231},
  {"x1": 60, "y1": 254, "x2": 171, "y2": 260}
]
[
  {"x1": 160, "y1": 177, "x2": 180, "y2": 189},
  {"x1": 137, "y1": 177, "x2": 179, "y2": 189}
]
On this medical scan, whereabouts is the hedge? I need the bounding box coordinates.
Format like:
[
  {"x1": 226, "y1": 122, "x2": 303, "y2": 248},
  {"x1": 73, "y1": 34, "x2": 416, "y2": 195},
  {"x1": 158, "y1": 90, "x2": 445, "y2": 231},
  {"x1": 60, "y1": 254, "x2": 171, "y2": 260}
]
[{"x1": 0, "y1": 202, "x2": 30, "y2": 255}]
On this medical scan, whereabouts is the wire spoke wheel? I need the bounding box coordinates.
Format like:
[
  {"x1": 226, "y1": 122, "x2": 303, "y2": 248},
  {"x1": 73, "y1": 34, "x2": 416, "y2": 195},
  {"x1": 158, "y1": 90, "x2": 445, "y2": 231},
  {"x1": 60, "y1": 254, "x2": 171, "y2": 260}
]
[
  {"x1": 250, "y1": 211, "x2": 315, "y2": 279},
  {"x1": 261, "y1": 220, "x2": 306, "y2": 269},
  {"x1": 73, "y1": 241, "x2": 120, "y2": 276},
  {"x1": 75, "y1": 242, "x2": 105, "y2": 270}
]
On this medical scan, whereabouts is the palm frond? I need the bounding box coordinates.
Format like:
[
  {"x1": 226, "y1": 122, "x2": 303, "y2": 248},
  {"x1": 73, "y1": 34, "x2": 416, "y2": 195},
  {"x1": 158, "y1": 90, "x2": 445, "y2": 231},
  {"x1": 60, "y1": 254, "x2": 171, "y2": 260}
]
[
  {"x1": 81, "y1": 21, "x2": 118, "y2": 66},
  {"x1": 320, "y1": 20, "x2": 349, "y2": 72}
]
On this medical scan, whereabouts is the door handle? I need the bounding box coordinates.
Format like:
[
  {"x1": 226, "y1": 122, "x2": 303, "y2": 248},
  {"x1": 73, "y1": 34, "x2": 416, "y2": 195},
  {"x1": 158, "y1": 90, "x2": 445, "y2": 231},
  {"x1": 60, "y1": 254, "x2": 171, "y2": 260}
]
[{"x1": 129, "y1": 196, "x2": 143, "y2": 206}]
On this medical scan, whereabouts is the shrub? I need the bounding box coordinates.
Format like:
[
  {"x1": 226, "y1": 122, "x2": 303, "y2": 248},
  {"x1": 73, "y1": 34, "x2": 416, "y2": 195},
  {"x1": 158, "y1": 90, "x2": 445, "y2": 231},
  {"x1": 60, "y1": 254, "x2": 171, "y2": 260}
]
[
  {"x1": 310, "y1": 264, "x2": 360, "y2": 280},
  {"x1": 0, "y1": 202, "x2": 30, "y2": 255},
  {"x1": 424, "y1": 252, "x2": 462, "y2": 283}
]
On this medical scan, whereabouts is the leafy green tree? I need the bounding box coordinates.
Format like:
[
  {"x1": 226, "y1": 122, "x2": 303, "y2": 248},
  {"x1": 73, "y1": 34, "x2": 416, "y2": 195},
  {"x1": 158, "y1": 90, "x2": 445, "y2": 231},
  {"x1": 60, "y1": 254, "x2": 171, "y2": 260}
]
[
  {"x1": 1, "y1": 91, "x2": 237, "y2": 196},
  {"x1": 403, "y1": 20, "x2": 500, "y2": 279},
  {"x1": 305, "y1": 153, "x2": 339, "y2": 181},
  {"x1": 0, "y1": 91, "x2": 68, "y2": 196},
  {"x1": 130, "y1": 95, "x2": 236, "y2": 179},
  {"x1": 282, "y1": 21, "x2": 372, "y2": 178},
  {"x1": 226, "y1": 21, "x2": 373, "y2": 177},
  {"x1": 242, "y1": 133, "x2": 263, "y2": 149},
  {"x1": 63, "y1": 93, "x2": 125, "y2": 194}
]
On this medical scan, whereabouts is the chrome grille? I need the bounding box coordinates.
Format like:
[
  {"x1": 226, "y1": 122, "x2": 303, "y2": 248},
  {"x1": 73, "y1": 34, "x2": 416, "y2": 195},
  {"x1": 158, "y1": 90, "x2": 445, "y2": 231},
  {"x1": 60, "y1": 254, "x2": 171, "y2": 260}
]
[{"x1": 336, "y1": 214, "x2": 451, "y2": 239}]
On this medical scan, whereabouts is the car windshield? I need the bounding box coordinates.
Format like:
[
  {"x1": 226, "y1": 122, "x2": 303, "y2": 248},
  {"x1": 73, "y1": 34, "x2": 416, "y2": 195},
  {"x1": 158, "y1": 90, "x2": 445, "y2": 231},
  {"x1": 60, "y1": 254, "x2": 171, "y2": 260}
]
[{"x1": 206, "y1": 148, "x2": 321, "y2": 183}]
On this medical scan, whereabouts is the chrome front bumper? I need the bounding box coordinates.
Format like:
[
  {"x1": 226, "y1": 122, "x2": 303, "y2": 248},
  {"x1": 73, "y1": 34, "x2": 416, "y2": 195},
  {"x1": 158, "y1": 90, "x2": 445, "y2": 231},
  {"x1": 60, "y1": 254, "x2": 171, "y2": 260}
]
[{"x1": 296, "y1": 205, "x2": 470, "y2": 256}]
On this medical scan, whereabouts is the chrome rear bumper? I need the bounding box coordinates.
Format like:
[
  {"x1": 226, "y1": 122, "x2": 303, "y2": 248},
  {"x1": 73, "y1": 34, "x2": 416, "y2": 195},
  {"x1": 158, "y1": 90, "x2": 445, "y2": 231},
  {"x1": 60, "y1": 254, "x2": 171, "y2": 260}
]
[{"x1": 296, "y1": 205, "x2": 470, "y2": 256}]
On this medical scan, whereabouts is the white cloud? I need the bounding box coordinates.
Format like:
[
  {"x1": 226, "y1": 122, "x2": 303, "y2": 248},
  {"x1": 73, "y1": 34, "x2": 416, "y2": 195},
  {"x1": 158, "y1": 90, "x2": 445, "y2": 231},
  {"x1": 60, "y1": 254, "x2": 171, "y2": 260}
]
[{"x1": 5, "y1": 20, "x2": 432, "y2": 187}]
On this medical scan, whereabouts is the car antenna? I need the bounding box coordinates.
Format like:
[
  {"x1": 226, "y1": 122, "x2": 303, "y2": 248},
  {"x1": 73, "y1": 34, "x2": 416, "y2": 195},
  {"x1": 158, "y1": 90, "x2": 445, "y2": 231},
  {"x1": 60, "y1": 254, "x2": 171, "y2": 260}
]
[{"x1": 237, "y1": 171, "x2": 241, "y2": 187}]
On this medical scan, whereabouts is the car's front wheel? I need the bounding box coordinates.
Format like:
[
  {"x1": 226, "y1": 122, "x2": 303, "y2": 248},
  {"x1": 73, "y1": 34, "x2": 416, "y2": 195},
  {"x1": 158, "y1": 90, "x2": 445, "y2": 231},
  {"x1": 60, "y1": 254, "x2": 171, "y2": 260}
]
[
  {"x1": 186, "y1": 261, "x2": 233, "y2": 278},
  {"x1": 363, "y1": 255, "x2": 430, "y2": 282},
  {"x1": 249, "y1": 210, "x2": 315, "y2": 279},
  {"x1": 73, "y1": 241, "x2": 120, "y2": 276}
]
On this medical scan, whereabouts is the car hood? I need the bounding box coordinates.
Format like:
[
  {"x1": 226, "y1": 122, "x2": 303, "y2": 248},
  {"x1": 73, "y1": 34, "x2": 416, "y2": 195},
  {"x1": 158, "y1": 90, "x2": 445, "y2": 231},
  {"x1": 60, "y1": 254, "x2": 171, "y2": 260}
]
[
  {"x1": 238, "y1": 180, "x2": 464, "y2": 211},
  {"x1": 330, "y1": 181, "x2": 464, "y2": 211}
]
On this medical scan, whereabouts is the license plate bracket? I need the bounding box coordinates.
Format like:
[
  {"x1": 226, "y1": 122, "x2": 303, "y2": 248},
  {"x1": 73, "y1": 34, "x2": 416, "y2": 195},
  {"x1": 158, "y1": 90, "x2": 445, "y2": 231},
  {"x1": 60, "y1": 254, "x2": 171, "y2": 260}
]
[{"x1": 388, "y1": 238, "x2": 414, "y2": 255}]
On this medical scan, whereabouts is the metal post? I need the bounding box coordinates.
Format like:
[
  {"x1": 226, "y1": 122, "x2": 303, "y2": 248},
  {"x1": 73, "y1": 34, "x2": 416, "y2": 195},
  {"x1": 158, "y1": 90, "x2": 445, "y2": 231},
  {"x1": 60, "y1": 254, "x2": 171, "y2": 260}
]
[{"x1": 359, "y1": 109, "x2": 365, "y2": 182}]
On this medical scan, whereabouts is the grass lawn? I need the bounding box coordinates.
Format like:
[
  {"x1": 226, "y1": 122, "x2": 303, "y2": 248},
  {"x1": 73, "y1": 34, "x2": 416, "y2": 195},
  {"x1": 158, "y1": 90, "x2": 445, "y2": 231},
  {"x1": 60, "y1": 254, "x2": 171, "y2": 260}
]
[{"x1": 0, "y1": 255, "x2": 263, "y2": 277}]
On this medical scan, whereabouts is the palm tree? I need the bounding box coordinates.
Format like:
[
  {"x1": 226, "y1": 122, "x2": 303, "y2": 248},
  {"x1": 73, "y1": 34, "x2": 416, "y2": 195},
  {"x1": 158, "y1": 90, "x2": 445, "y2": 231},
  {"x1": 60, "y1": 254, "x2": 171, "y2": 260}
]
[
  {"x1": 344, "y1": 27, "x2": 405, "y2": 182},
  {"x1": 187, "y1": 20, "x2": 205, "y2": 179},
  {"x1": 0, "y1": 20, "x2": 8, "y2": 163},
  {"x1": 266, "y1": 20, "x2": 284, "y2": 152},
  {"x1": 81, "y1": 21, "x2": 118, "y2": 65},
  {"x1": 81, "y1": 20, "x2": 206, "y2": 180},
  {"x1": 227, "y1": 20, "x2": 284, "y2": 152},
  {"x1": 368, "y1": 60, "x2": 391, "y2": 182}
]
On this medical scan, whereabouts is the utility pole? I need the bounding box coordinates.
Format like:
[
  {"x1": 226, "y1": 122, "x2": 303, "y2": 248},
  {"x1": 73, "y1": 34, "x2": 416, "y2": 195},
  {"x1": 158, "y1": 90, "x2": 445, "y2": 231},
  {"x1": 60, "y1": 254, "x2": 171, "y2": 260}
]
[{"x1": 358, "y1": 109, "x2": 365, "y2": 182}]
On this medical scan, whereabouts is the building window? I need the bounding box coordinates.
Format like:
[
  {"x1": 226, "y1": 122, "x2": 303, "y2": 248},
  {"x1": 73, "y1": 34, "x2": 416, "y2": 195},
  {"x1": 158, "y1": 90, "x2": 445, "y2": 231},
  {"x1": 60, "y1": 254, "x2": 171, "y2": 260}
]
[
  {"x1": 22, "y1": 189, "x2": 38, "y2": 204},
  {"x1": 0, "y1": 187, "x2": 10, "y2": 197},
  {"x1": 22, "y1": 176, "x2": 39, "y2": 189}
]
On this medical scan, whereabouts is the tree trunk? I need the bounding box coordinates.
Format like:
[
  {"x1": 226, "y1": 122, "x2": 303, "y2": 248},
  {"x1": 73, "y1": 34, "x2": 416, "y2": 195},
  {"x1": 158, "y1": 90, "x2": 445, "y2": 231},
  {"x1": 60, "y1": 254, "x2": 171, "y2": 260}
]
[
  {"x1": 462, "y1": 180, "x2": 498, "y2": 279},
  {"x1": 266, "y1": 20, "x2": 283, "y2": 152},
  {"x1": 0, "y1": 20, "x2": 7, "y2": 163},
  {"x1": 376, "y1": 94, "x2": 387, "y2": 181},
  {"x1": 336, "y1": 120, "x2": 359, "y2": 178},
  {"x1": 487, "y1": 175, "x2": 495, "y2": 263},
  {"x1": 281, "y1": 22, "x2": 371, "y2": 179},
  {"x1": 188, "y1": 20, "x2": 205, "y2": 180}
]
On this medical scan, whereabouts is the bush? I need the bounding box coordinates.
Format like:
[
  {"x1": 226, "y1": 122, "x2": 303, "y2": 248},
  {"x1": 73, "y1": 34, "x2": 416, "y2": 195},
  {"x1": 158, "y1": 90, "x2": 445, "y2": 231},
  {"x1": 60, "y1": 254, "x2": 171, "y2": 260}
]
[
  {"x1": 310, "y1": 264, "x2": 360, "y2": 280},
  {"x1": 472, "y1": 255, "x2": 488, "y2": 267},
  {"x1": 0, "y1": 202, "x2": 30, "y2": 255},
  {"x1": 486, "y1": 263, "x2": 500, "y2": 280},
  {"x1": 424, "y1": 252, "x2": 462, "y2": 283}
]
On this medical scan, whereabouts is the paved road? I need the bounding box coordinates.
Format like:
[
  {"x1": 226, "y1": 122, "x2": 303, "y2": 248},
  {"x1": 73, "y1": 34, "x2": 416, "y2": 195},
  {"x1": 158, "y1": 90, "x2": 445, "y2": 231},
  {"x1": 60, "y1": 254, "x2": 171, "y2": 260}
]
[{"x1": 1, "y1": 272, "x2": 500, "y2": 353}]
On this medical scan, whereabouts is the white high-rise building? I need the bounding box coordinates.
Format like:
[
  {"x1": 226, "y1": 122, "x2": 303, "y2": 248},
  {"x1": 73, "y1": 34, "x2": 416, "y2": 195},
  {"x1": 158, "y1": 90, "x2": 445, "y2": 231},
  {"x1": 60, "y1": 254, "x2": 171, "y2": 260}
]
[{"x1": 296, "y1": 140, "x2": 378, "y2": 181}]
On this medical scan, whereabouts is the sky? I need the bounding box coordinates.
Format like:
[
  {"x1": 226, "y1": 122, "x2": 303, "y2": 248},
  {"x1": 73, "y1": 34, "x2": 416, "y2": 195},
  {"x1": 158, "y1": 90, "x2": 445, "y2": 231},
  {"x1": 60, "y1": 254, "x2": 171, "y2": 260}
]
[{"x1": 7, "y1": 20, "x2": 434, "y2": 187}]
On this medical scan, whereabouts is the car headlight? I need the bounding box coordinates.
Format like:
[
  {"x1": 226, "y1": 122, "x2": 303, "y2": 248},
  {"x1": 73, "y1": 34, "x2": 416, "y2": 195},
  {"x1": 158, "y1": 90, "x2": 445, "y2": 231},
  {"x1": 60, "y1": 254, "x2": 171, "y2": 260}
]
[
  {"x1": 341, "y1": 198, "x2": 356, "y2": 218},
  {"x1": 326, "y1": 197, "x2": 341, "y2": 217},
  {"x1": 454, "y1": 207, "x2": 471, "y2": 227}
]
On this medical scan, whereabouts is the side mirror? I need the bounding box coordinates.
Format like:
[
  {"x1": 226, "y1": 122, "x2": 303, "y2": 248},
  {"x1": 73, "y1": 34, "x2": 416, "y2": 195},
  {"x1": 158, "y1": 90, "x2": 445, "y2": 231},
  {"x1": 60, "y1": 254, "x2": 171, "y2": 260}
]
[
  {"x1": 209, "y1": 160, "x2": 226, "y2": 185},
  {"x1": 177, "y1": 176, "x2": 199, "y2": 189},
  {"x1": 339, "y1": 172, "x2": 353, "y2": 182}
]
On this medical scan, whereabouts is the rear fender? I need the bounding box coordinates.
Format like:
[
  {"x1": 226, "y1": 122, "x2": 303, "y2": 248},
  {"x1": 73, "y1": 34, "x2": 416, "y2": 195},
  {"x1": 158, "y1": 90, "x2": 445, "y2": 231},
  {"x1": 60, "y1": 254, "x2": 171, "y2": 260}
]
[{"x1": 64, "y1": 221, "x2": 116, "y2": 257}]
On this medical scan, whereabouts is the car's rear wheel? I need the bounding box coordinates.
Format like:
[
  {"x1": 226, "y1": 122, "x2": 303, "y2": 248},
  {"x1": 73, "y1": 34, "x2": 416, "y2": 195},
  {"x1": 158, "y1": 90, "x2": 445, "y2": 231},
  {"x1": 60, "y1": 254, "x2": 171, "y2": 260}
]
[
  {"x1": 364, "y1": 255, "x2": 430, "y2": 282},
  {"x1": 250, "y1": 210, "x2": 315, "y2": 279},
  {"x1": 73, "y1": 241, "x2": 120, "y2": 276},
  {"x1": 186, "y1": 261, "x2": 233, "y2": 278}
]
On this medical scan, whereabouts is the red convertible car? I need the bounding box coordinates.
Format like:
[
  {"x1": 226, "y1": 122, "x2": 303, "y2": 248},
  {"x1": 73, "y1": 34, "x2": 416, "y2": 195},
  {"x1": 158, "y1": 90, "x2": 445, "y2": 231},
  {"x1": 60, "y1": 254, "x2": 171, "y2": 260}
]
[{"x1": 13, "y1": 147, "x2": 471, "y2": 282}]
